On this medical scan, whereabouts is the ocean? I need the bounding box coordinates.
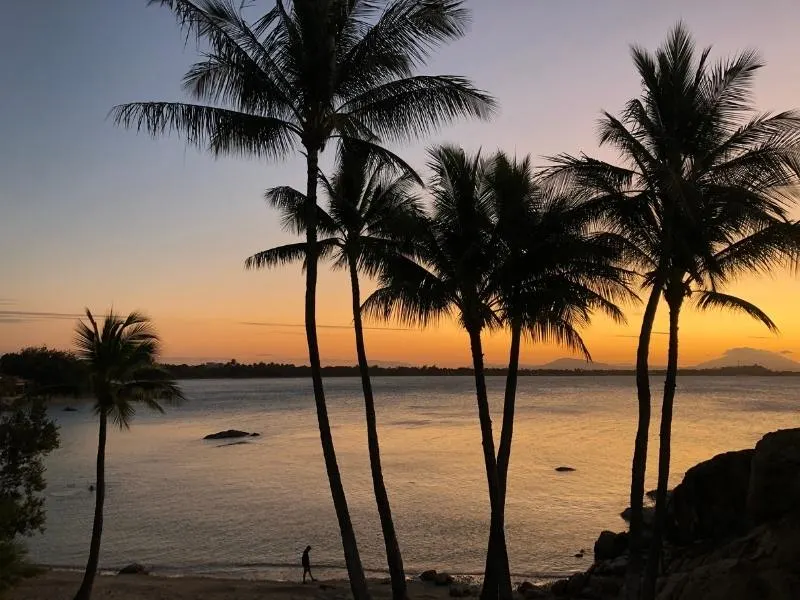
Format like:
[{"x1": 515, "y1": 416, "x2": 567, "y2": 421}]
[{"x1": 29, "y1": 376, "x2": 800, "y2": 582}]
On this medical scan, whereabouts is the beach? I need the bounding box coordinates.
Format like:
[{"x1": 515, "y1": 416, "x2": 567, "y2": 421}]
[{"x1": 9, "y1": 571, "x2": 456, "y2": 600}]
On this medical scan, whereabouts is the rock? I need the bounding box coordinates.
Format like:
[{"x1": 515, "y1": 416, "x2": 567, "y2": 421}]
[
  {"x1": 449, "y1": 584, "x2": 470, "y2": 597},
  {"x1": 118, "y1": 563, "x2": 148, "y2": 575},
  {"x1": 419, "y1": 570, "x2": 437, "y2": 582},
  {"x1": 518, "y1": 581, "x2": 536, "y2": 594},
  {"x1": 574, "y1": 552, "x2": 584, "y2": 558},
  {"x1": 747, "y1": 428, "x2": 800, "y2": 525},
  {"x1": 594, "y1": 530, "x2": 628, "y2": 562},
  {"x1": 621, "y1": 506, "x2": 655, "y2": 526},
  {"x1": 657, "y1": 510, "x2": 800, "y2": 600},
  {"x1": 668, "y1": 449, "x2": 754, "y2": 544},
  {"x1": 522, "y1": 586, "x2": 549, "y2": 599},
  {"x1": 88, "y1": 484, "x2": 95, "y2": 492},
  {"x1": 250, "y1": 432, "x2": 261, "y2": 437},
  {"x1": 549, "y1": 579, "x2": 568, "y2": 596},
  {"x1": 565, "y1": 572, "x2": 587, "y2": 596},
  {"x1": 555, "y1": 466, "x2": 576, "y2": 472},
  {"x1": 586, "y1": 575, "x2": 623, "y2": 598},
  {"x1": 63, "y1": 406, "x2": 78, "y2": 412},
  {"x1": 203, "y1": 430, "x2": 255, "y2": 440},
  {"x1": 434, "y1": 572, "x2": 453, "y2": 586}
]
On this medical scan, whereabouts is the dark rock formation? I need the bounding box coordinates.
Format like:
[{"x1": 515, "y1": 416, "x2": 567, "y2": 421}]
[
  {"x1": 419, "y1": 570, "x2": 437, "y2": 582},
  {"x1": 554, "y1": 466, "x2": 576, "y2": 472},
  {"x1": 434, "y1": 572, "x2": 453, "y2": 586},
  {"x1": 63, "y1": 406, "x2": 78, "y2": 412},
  {"x1": 657, "y1": 511, "x2": 800, "y2": 600},
  {"x1": 203, "y1": 430, "x2": 255, "y2": 440},
  {"x1": 747, "y1": 428, "x2": 800, "y2": 525},
  {"x1": 667, "y1": 449, "x2": 754, "y2": 544},
  {"x1": 594, "y1": 530, "x2": 628, "y2": 562},
  {"x1": 118, "y1": 563, "x2": 148, "y2": 575}
]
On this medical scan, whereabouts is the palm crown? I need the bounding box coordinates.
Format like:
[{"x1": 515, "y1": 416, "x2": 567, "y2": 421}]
[
  {"x1": 551, "y1": 23, "x2": 800, "y2": 315},
  {"x1": 74, "y1": 310, "x2": 184, "y2": 428},
  {"x1": 111, "y1": 0, "x2": 495, "y2": 159},
  {"x1": 245, "y1": 144, "x2": 424, "y2": 275}
]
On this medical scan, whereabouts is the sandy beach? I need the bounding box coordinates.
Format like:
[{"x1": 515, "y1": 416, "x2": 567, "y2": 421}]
[{"x1": 8, "y1": 571, "x2": 459, "y2": 600}]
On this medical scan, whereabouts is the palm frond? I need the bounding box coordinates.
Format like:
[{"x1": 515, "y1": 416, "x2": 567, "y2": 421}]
[{"x1": 695, "y1": 290, "x2": 778, "y2": 332}]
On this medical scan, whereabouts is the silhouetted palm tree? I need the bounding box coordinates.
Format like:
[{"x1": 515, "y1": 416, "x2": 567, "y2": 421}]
[
  {"x1": 480, "y1": 152, "x2": 634, "y2": 599},
  {"x1": 72, "y1": 310, "x2": 183, "y2": 600},
  {"x1": 551, "y1": 23, "x2": 800, "y2": 600},
  {"x1": 245, "y1": 145, "x2": 423, "y2": 600},
  {"x1": 364, "y1": 145, "x2": 513, "y2": 600},
  {"x1": 111, "y1": 3, "x2": 493, "y2": 596}
]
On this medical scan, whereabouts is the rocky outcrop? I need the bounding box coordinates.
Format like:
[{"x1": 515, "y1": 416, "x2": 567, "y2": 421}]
[
  {"x1": 203, "y1": 430, "x2": 259, "y2": 440},
  {"x1": 667, "y1": 449, "x2": 753, "y2": 544},
  {"x1": 747, "y1": 428, "x2": 800, "y2": 525},
  {"x1": 554, "y1": 466, "x2": 576, "y2": 472},
  {"x1": 419, "y1": 570, "x2": 437, "y2": 582},
  {"x1": 593, "y1": 530, "x2": 628, "y2": 562},
  {"x1": 656, "y1": 511, "x2": 800, "y2": 600}
]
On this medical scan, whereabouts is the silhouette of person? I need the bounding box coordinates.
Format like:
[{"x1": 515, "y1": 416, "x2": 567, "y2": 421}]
[{"x1": 302, "y1": 545, "x2": 315, "y2": 583}]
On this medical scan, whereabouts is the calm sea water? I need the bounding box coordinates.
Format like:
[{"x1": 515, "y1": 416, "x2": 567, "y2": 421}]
[{"x1": 29, "y1": 376, "x2": 800, "y2": 582}]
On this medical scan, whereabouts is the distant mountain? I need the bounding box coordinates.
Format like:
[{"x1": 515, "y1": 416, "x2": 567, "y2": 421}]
[
  {"x1": 533, "y1": 357, "x2": 620, "y2": 371},
  {"x1": 695, "y1": 347, "x2": 800, "y2": 372}
]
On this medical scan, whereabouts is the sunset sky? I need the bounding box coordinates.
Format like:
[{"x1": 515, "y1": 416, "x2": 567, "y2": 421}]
[{"x1": 2, "y1": 0, "x2": 800, "y2": 367}]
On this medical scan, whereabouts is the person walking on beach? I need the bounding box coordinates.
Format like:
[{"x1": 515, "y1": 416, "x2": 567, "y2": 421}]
[{"x1": 302, "y1": 545, "x2": 315, "y2": 583}]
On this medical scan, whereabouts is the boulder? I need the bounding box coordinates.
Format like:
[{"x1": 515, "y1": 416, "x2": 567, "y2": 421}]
[
  {"x1": 593, "y1": 530, "x2": 628, "y2": 562},
  {"x1": 434, "y1": 572, "x2": 453, "y2": 586},
  {"x1": 518, "y1": 581, "x2": 536, "y2": 594},
  {"x1": 555, "y1": 466, "x2": 576, "y2": 472},
  {"x1": 522, "y1": 586, "x2": 549, "y2": 599},
  {"x1": 118, "y1": 563, "x2": 148, "y2": 575},
  {"x1": 565, "y1": 572, "x2": 587, "y2": 596},
  {"x1": 667, "y1": 449, "x2": 753, "y2": 544},
  {"x1": 549, "y1": 579, "x2": 568, "y2": 596},
  {"x1": 621, "y1": 506, "x2": 655, "y2": 527},
  {"x1": 586, "y1": 575, "x2": 623, "y2": 598},
  {"x1": 656, "y1": 511, "x2": 800, "y2": 600},
  {"x1": 203, "y1": 430, "x2": 255, "y2": 440},
  {"x1": 747, "y1": 428, "x2": 800, "y2": 525},
  {"x1": 449, "y1": 584, "x2": 471, "y2": 597},
  {"x1": 419, "y1": 570, "x2": 437, "y2": 582}
]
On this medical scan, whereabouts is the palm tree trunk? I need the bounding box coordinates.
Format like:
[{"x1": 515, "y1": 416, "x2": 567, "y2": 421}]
[
  {"x1": 642, "y1": 298, "x2": 681, "y2": 600},
  {"x1": 73, "y1": 410, "x2": 107, "y2": 600},
  {"x1": 304, "y1": 147, "x2": 370, "y2": 600},
  {"x1": 466, "y1": 326, "x2": 507, "y2": 600},
  {"x1": 625, "y1": 282, "x2": 662, "y2": 600},
  {"x1": 482, "y1": 321, "x2": 521, "y2": 600},
  {"x1": 348, "y1": 258, "x2": 407, "y2": 600}
]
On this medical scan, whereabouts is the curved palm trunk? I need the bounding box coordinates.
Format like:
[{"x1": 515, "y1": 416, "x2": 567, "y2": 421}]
[
  {"x1": 304, "y1": 147, "x2": 370, "y2": 600},
  {"x1": 481, "y1": 321, "x2": 521, "y2": 600},
  {"x1": 625, "y1": 282, "x2": 663, "y2": 600},
  {"x1": 466, "y1": 326, "x2": 508, "y2": 600},
  {"x1": 73, "y1": 410, "x2": 107, "y2": 600},
  {"x1": 348, "y1": 259, "x2": 407, "y2": 600},
  {"x1": 642, "y1": 299, "x2": 681, "y2": 600}
]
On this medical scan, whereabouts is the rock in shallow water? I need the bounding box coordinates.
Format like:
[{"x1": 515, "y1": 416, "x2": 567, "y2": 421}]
[
  {"x1": 554, "y1": 466, "x2": 576, "y2": 472},
  {"x1": 118, "y1": 563, "x2": 148, "y2": 575},
  {"x1": 419, "y1": 570, "x2": 437, "y2": 582},
  {"x1": 203, "y1": 429, "x2": 256, "y2": 440}
]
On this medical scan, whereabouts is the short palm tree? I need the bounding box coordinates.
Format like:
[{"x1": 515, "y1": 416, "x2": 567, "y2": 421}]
[
  {"x1": 72, "y1": 310, "x2": 183, "y2": 600},
  {"x1": 480, "y1": 152, "x2": 634, "y2": 599},
  {"x1": 245, "y1": 145, "x2": 423, "y2": 600},
  {"x1": 552, "y1": 23, "x2": 800, "y2": 600},
  {"x1": 364, "y1": 145, "x2": 513, "y2": 600},
  {"x1": 112, "y1": 4, "x2": 493, "y2": 595}
]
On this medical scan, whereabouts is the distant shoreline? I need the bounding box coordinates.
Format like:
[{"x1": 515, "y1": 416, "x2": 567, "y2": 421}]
[{"x1": 164, "y1": 363, "x2": 800, "y2": 379}]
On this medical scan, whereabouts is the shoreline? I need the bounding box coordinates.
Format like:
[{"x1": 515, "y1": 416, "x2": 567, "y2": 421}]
[{"x1": 8, "y1": 570, "x2": 480, "y2": 600}]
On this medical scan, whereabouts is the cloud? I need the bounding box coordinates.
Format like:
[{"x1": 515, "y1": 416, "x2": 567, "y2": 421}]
[
  {"x1": 0, "y1": 310, "x2": 83, "y2": 325},
  {"x1": 614, "y1": 331, "x2": 669, "y2": 338},
  {"x1": 239, "y1": 321, "x2": 411, "y2": 332}
]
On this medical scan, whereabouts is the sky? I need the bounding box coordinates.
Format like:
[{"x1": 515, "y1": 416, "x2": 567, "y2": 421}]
[{"x1": 2, "y1": 0, "x2": 800, "y2": 367}]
